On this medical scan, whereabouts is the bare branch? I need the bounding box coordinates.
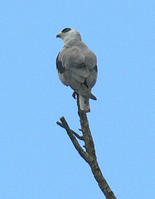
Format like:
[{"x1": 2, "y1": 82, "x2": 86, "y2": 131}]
[
  {"x1": 78, "y1": 110, "x2": 97, "y2": 160},
  {"x1": 77, "y1": 102, "x2": 117, "y2": 199},
  {"x1": 57, "y1": 117, "x2": 92, "y2": 164},
  {"x1": 56, "y1": 97, "x2": 118, "y2": 199}
]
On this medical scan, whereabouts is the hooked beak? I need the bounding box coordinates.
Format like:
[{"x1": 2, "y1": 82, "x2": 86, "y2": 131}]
[{"x1": 56, "y1": 32, "x2": 62, "y2": 38}]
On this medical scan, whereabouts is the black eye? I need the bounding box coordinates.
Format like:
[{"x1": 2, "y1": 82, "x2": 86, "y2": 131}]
[{"x1": 62, "y1": 28, "x2": 71, "y2": 33}]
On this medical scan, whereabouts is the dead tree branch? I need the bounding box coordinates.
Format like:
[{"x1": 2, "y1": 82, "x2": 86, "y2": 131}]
[{"x1": 57, "y1": 96, "x2": 117, "y2": 199}]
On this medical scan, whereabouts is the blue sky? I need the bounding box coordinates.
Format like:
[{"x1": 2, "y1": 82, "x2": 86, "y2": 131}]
[{"x1": 0, "y1": 0, "x2": 154, "y2": 198}]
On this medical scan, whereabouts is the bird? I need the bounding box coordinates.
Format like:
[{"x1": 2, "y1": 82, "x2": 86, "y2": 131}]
[{"x1": 56, "y1": 27, "x2": 97, "y2": 112}]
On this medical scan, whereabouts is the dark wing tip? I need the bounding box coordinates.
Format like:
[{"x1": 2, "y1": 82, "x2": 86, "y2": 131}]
[{"x1": 90, "y1": 93, "x2": 97, "y2": 100}]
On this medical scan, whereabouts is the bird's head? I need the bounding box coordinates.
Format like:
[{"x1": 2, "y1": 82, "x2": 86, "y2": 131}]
[{"x1": 56, "y1": 28, "x2": 81, "y2": 43}]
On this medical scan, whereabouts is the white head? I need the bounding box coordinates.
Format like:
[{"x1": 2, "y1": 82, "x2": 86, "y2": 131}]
[{"x1": 56, "y1": 28, "x2": 81, "y2": 43}]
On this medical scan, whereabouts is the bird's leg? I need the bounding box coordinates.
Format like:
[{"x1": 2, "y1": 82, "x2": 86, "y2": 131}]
[{"x1": 72, "y1": 91, "x2": 78, "y2": 99}]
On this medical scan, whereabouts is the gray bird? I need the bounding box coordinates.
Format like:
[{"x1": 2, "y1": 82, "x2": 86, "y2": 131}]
[{"x1": 56, "y1": 28, "x2": 97, "y2": 112}]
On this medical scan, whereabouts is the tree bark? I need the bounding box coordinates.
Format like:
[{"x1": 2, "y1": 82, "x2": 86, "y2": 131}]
[{"x1": 57, "y1": 96, "x2": 117, "y2": 199}]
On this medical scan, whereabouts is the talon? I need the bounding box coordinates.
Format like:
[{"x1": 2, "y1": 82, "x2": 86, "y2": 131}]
[{"x1": 72, "y1": 91, "x2": 77, "y2": 99}]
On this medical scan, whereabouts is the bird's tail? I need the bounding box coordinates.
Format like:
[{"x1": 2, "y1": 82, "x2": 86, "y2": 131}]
[{"x1": 79, "y1": 95, "x2": 90, "y2": 112}]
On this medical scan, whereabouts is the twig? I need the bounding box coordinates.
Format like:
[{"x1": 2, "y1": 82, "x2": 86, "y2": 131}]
[{"x1": 57, "y1": 117, "x2": 92, "y2": 163}]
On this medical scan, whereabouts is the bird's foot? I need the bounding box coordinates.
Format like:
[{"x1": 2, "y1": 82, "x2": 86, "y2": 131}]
[{"x1": 72, "y1": 91, "x2": 78, "y2": 99}]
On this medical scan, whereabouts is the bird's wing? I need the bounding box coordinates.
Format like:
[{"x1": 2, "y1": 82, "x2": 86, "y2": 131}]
[
  {"x1": 56, "y1": 41, "x2": 97, "y2": 97},
  {"x1": 57, "y1": 46, "x2": 88, "y2": 85}
]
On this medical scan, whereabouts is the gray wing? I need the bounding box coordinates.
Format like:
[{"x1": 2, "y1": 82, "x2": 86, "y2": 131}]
[{"x1": 56, "y1": 41, "x2": 97, "y2": 97}]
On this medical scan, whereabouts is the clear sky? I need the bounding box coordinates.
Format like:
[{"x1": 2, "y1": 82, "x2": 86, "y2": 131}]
[{"x1": 0, "y1": 0, "x2": 154, "y2": 198}]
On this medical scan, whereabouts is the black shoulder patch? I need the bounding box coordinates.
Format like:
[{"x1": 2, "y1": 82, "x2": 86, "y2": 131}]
[
  {"x1": 62, "y1": 28, "x2": 71, "y2": 33},
  {"x1": 56, "y1": 53, "x2": 65, "y2": 74},
  {"x1": 94, "y1": 65, "x2": 97, "y2": 72}
]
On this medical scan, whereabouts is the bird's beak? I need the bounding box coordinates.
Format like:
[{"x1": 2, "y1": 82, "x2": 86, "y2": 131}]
[{"x1": 56, "y1": 32, "x2": 62, "y2": 38}]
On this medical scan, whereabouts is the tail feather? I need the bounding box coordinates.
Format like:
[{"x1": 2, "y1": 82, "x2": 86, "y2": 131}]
[{"x1": 79, "y1": 95, "x2": 90, "y2": 112}]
